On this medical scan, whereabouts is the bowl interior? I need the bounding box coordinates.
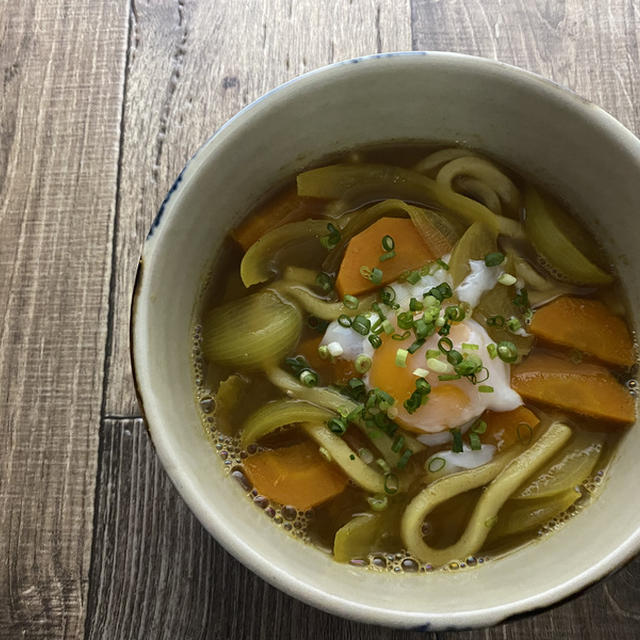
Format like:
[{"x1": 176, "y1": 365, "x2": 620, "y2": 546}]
[{"x1": 132, "y1": 53, "x2": 640, "y2": 629}]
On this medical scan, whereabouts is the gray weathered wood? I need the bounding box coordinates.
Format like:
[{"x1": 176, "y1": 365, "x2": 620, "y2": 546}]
[
  {"x1": 86, "y1": 419, "x2": 640, "y2": 639},
  {"x1": 0, "y1": 1, "x2": 129, "y2": 637},
  {"x1": 103, "y1": 0, "x2": 413, "y2": 416},
  {"x1": 86, "y1": 419, "x2": 437, "y2": 640},
  {"x1": 411, "y1": 0, "x2": 640, "y2": 134}
]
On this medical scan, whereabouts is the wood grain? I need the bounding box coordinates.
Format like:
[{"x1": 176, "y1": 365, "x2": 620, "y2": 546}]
[
  {"x1": 411, "y1": 0, "x2": 640, "y2": 134},
  {"x1": 87, "y1": 419, "x2": 640, "y2": 639},
  {"x1": 103, "y1": 0, "x2": 413, "y2": 416},
  {"x1": 0, "y1": 1, "x2": 128, "y2": 637}
]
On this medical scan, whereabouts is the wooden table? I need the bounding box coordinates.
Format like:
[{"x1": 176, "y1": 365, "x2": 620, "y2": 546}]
[{"x1": 2, "y1": 1, "x2": 639, "y2": 638}]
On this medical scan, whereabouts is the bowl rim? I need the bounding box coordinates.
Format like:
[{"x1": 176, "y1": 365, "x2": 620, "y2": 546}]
[{"x1": 130, "y1": 50, "x2": 640, "y2": 630}]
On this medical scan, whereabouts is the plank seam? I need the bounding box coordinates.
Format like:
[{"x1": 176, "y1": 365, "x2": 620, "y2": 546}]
[{"x1": 85, "y1": 0, "x2": 136, "y2": 635}]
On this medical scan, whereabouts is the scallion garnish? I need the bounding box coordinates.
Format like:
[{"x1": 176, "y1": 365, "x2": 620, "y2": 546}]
[
  {"x1": 469, "y1": 432, "x2": 482, "y2": 450},
  {"x1": 438, "y1": 321, "x2": 451, "y2": 337},
  {"x1": 497, "y1": 340, "x2": 518, "y2": 363},
  {"x1": 338, "y1": 314, "x2": 352, "y2": 328},
  {"x1": 381, "y1": 319, "x2": 394, "y2": 334},
  {"x1": 370, "y1": 267, "x2": 383, "y2": 284},
  {"x1": 392, "y1": 331, "x2": 411, "y2": 340},
  {"x1": 436, "y1": 259, "x2": 449, "y2": 271},
  {"x1": 409, "y1": 297, "x2": 423, "y2": 312},
  {"x1": 484, "y1": 251, "x2": 505, "y2": 267},
  {"x1": 397, "y1": 449, "x2": 413, "y2": 469},
  {"x1": 299, "y1": 369, "x2": 318, "y2": 387},
  {"x1": 320, "y1": 223, "x2": 341, "y2": 250},
  {"x1": 317, "y1": 344, "x2": 330, "y2": 360},
  {"x1": 371, "y1": 302, "x2": 386, "y2": 320},
  {"x1": 451, "y1": 428, "x2": 463, "y2": 453},
  {"x1": 384, "y1": 473, "x2": 399, "y2": 495},
  {"x1": 391, "y1": 435, "x2": 405, "y2": 453},
  {"x1": 487, "y1": 343, "x2": 498, "y2": 359},
  {"x1": 355, "y1": 354, "x2": 372, "y2": 374},
  {"x1": 498, "y1": 273, "x2": 518, "y2": 286},
  {"x1": 506, "y1": 316, "x2": 522, "y2": 332},
  {"x1": 380, "y1": 250, "x2": 396, "y2": 262},
  {"x1": 315, "y1": 271, "x2": 334, "y2": 292},
  {"x1": 472, "y1": 419, "x2": 487, "y2": 434},
  {"x1": 438, "y1": 373, "x2": 461, "y2": 381},
  {"x1": 351, "y1": 315, "x2": 371, "y2": 336},
  {"x1": 405, "y1": 270, "x2": 421, "y2": 285},
  {"x1": 447, "y1": 350, "x2": 463, "y2": 365},
  {"x1": 438, "y1": 337, "x2": 453, "y2": 353},
  {"x1": 382, "y1": 235, "x2": 395, "y2": 251},
  {"x1": 426, "y1": 349, "x2": 441, "y2": 359},
  {"x1": 408, "y1": 338, "x2": 425, "y2": 354},
  {"x1": 368, "y1": 334, "x2": 382, "y2": 349},
  {"x1": 487, "y1": 315, "x2": 505, "y2": 327},
  {"x1": 427, "y1": 357, "x2": 450, "y2": 373},
  {"x1": 367, "y1": 494, "x2": 389, "y2": 512},
  {"x1": 379, "y1": 286, "x2": 396, "y2": 305},
  {"x1": 327, "y1": 417, "x2": 347, "y2": 435},
  {"x1": 343, "y1": 294, "x2": 359, "y2": 310},
  {"x1": 395, "y1": 348, "x2": 409, "y2": 367},
  {"x1": 478, "y1": 385, "x2": 494, "y2": 393},
  {"x1": 445, "y1": 305, "x2": 465, "y2": 322},
  {"x1": 462, "y1": 343, "x2": 479, "y2": 350},
  {"x1": 427, "y1": 456, "x2": 446, "y2": 473},
  {"x1": 306, "y1": 315, "x2": 329, "y2": 333}
]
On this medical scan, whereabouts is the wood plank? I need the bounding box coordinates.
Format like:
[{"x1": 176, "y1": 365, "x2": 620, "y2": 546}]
[
  {"x1": 86, "y1": 419, "x2": 437, "y2": 639},
  {"x1": 0, "y1": 1, "x2": 129, "y2": 637},
  {"x1": 411, "y1": 0, "x2": 640, "y2": 133},
  {"x1": 103, "y1": 0, "x2": 413, "y2": 416},
  {"x1": 87, "y1": 419, "x2": 640, "y2": 638}
]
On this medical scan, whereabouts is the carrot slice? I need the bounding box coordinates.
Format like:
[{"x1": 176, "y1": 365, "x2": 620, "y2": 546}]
[
  {"x1": 511, "y1": 352, "x2": 636, "y2": 426},
  {"x1": 529, "y1": 296, "x2": 636, "y2": 368},
  {"x1": 243, "y1": 440, "x2": 348, "y2": 510},
  {"x1": 335, "y1": 217, "x2": 437, "y2": 297},
  {"x1": 482, "y1": 406, "x2": 540, "y2": 451},
  {"x1": 232, "y1": 185, "x2": 324, "y2": 251}
]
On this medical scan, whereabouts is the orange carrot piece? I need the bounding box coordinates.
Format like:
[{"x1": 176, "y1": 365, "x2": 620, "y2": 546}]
[
  {"x1": 231, "y1": 185, "x2": 324, "y2": 251},
  {"x1": 511, "y1": 352, "x2": 636, "y2": 425},
  {"x1": 529, "y1": 296, "x2": 636, "y2": 368},
  {"x1": 482, "y1": 406, "x2": 540, "y2": 451},
  {"x1": 335, "y1": 217, "x2": 437, "y2": 297},
  {"x1": 243, "y1": 440, "x2": 348, "y2": 510}
]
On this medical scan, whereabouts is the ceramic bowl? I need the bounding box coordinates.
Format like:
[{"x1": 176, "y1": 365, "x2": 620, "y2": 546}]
[{"x1": 131, "y1": 52, "x2": 640, "y2": 630}]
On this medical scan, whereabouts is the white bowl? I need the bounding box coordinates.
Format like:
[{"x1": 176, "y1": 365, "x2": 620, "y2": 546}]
[{"x1": 131, "y1": 52, "x2": 640, "y2": 630}]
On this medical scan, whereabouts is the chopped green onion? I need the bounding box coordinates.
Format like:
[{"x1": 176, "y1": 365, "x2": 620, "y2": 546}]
[
  {"x1": 384, "y1": 473, "x2": 399, "y2": 495},
  {"x1": 445, "y1": 305, "x2": 465, "y2": 322},
  {"x1": 349, "y1": 453, "x2": 355, "y2": 461},
  {"x1": 426, "y1": 349, "x2": 441, "y2": 359},
  {"x1": 391, "y1": 435, "x2": 405, "y2": 453},
  {"x1": 474, "y1": 366, "x2": 490, "y2": 383},
  {"x1": 338, "y1": 314, "x2": 352, "y2": 328},
  {"x1": 438, "y1": 337, "x2": 453, "y2": 353},
  {"x1": 315, "y1": 272, "x2": 334, "y2": 292},
  {"x1": 438, "y1": 321, "x2": 451, "y2": 337},
  {"x1": 438, "y1": 373, "x2": 461, "y2": 381},
  {"x1": 408, "y1": 339, "x2": 425, "y2": 354},
  {"x1": 517, "y1": 422, "x2": 533, "y2": 445},
  {"x1": 409, "y1": 297, "x2": 424, "y2": 312},
  {"x1": 355, "y1": 354, "x2": 372, "y2": 373},
  {"x1": 379, "y1": 286, "x2": 396, "y2": 305},
  {"x1": 397, "y1": 311, "x2": 414, "y2": 330},
  {"x1": 381, "y1": 319, "x2": 394, "y2": 334},
  {"x1": 427, "y1": 357, "x2": 450, "y2": 373},
  {"x1": 478, "y1": 385, "x2": 494, "y2": 393},
  {"x1": 507, "y1": 316, "x2": 522, "y2": 332},
  {"x1": 498, "y1": 273, "x2": 518, "y2": 286},
  {"x1": 447, "y1": 350, "x2": 463, "y2": 365},
  {"x1": 513, "y1": 288, "x2": 530, "y2": 311},
  {"x1": 395, "y1": 348, "x2": 409, "y2": 367},
  {"x1": 359, "y1": 265, "x2": 373, "y2": 280},
  {"x1": 462, "y1": 343, "x2": 479, "y2": 350},
  {"x1": 413, "y1": 318, "x2": 432, "y2": 339},
  {"x1": 392, "y1": 331, "x2": 411, "y2": 340},
  {"x1": 435, "y1": 316, "x2": 445, "y2": 328},
  {"x1": 318, "y1": 446, "x2": 332, "y2": 462},
  {"x1": 358, "y1": 447, "x2": 374, "y2": 464},
  {"x1": 307, "y1": 315, "x2": 329, "y2": 333},
  {"x1": 320, "y1": 223, "x2": 341, "y2": 250},
  {"x1": 497, "y1": 341, "x2": 518, "y2": 363},
  {"x1": 427, "y1": 456, "x2": 446, "y2": 473},
  {"x1": 318, "y1": 345, "x2": 330, "y2": 360},
  {"x1": 484, "y1": 251, "x2": 505, "y2": 267},
  {"x1": 351, "y1": 315, "x2": 371, "y2": 336},
  {"x1": 397, "y1": 449, "x2": 413, "y2": 469},
  {"x1": 371, "y1": 318, "x2": 383, "y2": 334},
  {"x1": 376, "y1": 458, "x2": 391, "y2": 474},
  {"x1": 487, "y1": 315, "x2": 505, "y2": 327},
  {"x1": 379, "y1": 250, "x2": 396, "y2": 262},
  {"x1": 343, "y1": 294, "x2": 359, "y2": 310},
  {"x1": 368, "y1": 334, "x2": 382, "y2": 349},
  {"x1": 487, "y1": 343, "x2": 498, "y2": 359},
  {"x1": 327, "y1": 417, "x2": 347, "y2": 435},
  {"x1": 299, "y1": 369, "x2": 318, "y2": 387},
  {"x1": 436, "y1": 259, "x2": 449, "y2": 271},
  {"x1": 415, "y1": 378, "x2": 431, "y2": 393},
  {"x1": 367, "y1": 494, "x2": 389, "y2": 512},
  {"x1": 370, "y1": 267, "x2": 383, "y2": 284},
  {"x1": 412, "y1": 367, "x2": 429, "y2": 377},
  {"x1": 371, "y1": 302, "x2": 386, "y2": 320},
  {"x1": 472, "y1": 419, "x2": 487, "y2": 434},
  {"x1": 451, "y1": 428, "x2": 463, "y2": 453},
  {"x1": 382, "y1": 235, "x2": 395, "y2": 251},
  {"x1": 406, "y1": 270, "x2": 421, "y2": 285},
  {"x1": 469, "y1": 432, "x2": 482, "y2": 451}
]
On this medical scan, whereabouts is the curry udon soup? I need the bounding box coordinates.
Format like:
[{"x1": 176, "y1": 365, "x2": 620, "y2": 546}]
[{"x1": 192, "y1": 145, "x2": 638, "y2": 571}]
